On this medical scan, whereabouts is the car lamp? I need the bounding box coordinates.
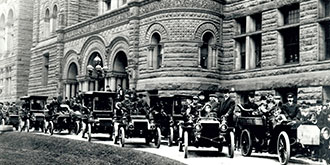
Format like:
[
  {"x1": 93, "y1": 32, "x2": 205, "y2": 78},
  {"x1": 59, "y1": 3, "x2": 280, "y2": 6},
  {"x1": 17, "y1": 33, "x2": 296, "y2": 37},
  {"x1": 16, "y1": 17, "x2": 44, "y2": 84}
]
[
  {"x1": 194, "y1": 123, "x2": 203, "y2": 132},
  {"x1": 219, "y1": 123, "x2": 228, "y2": 132}
]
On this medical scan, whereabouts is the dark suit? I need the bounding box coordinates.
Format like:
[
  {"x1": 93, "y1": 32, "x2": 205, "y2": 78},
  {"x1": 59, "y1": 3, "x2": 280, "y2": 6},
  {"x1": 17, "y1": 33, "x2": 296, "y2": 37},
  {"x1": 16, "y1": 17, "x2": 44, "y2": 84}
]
[{"x1": 217, "y1": 97, "x2": 235, "y2": 126}]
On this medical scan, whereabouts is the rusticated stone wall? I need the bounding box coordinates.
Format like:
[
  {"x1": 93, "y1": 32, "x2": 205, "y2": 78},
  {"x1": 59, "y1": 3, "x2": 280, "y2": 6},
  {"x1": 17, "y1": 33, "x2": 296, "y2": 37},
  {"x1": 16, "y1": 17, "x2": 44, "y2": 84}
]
[
  {"x1": 222, "y1": 0, "x2": 330, "y2": 103},
  {"x1": 29, "y1": 0, "x2": 225, "y2": 98},
  {"x1": 0, "y1": 0, "x2": 34, "y2": 102}
]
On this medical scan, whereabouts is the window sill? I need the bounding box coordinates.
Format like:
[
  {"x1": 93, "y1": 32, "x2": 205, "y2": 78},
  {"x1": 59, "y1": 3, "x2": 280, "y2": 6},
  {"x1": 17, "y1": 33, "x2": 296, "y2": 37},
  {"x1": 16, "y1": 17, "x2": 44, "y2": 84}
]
[
  {"x1": 317, "y1": 17, "x2": 330, "y2": 23},
  {"x1": 233, "y1": 30, "x2": 262, "y2": 39},
  {"x1": 277, "y1": 23, "x2": 300, "y2": 31}
]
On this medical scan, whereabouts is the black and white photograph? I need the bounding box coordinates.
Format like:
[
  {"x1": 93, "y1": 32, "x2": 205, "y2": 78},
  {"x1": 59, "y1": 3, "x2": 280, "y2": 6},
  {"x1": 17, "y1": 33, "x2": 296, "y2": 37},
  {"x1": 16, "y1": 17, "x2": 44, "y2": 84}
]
[{"x1": 0, "y1": 0, "x2": 329, "y2": 164}]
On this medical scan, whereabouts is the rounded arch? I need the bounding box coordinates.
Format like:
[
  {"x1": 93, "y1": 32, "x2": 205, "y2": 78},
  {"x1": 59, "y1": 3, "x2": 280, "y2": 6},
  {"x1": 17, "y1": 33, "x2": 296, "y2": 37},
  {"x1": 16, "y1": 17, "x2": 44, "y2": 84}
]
[
  {"x1": 80, "y1": 35, "x2": 107, "y2": 75},
  {"x1": 108, "y1": 37, "x2": 129, "y2": 70},
  {"x1": 62, "y1": 50, "x2": 80, "y2": 79},
  {"x1": 7, "y1": 9, "x2": 14, "y2": 24},
  {"x1": 67, "y1": 63, "x2": 78, "y2": 79},
  {"x1": 45, "y1": 8, "x2": 50, "y2": 19},
  {"x1": 0, "y1": 14, "x2": 5, "y2": 26},
  {"x1": 195, "y1": 22, "x2": 220, "y2": 43},
  {"x1": 112, "y1": 51, "x2": 128, "y2": 72},
  {"x1": 145, "y1": 23, "x2": 168, "y2": 43}
]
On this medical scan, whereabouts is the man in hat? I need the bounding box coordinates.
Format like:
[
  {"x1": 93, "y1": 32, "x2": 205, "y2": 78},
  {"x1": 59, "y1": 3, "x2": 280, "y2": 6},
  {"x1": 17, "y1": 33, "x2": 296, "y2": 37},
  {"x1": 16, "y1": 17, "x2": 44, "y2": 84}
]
[
  {"x1": 242, "y1": 91, "x2": 259, "y2": 116},
  {"x1": 190, "y1": 96, "x2": 203, "y2": 117},
  {"x1": 136, "y1": 94, "x2": 149, "y2": 115},
  {"x1": 121, "y1": 94, "x2": 134, "y2": 116},
  {"x1": 282, "y1": 93, "x2": 301, "y2": 121},
  {"x1": 208, "y1": 94, "x2": 219, "y2": 113},
  {"x1": 217, "y1": 88, "x2": 236, "y2": 126}
]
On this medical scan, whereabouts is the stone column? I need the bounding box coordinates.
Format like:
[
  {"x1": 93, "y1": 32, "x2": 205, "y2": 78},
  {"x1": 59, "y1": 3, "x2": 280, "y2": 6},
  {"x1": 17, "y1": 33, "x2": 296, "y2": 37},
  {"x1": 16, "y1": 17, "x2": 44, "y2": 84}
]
[
  {"x1": 71, "y1": 84, "x2": 76, "y2": 97},
  {"x1": 83, "y1": 81, "x2": 89, "y2": 92},
  {"x1": 122, "y1": 78, "x2": 127, "y2": 90},
  {"x1": 110, "y1": 77, "x2": 116, "y2": 91},
  {"x1": 104, "y1": 77, "x2": 108, "y2": 90},
  {"x1": 245, "y1": 36, "x2": 251, "y2": 70},
  {"x1": 65, "y1": 84, "x2": 70, "y2": 98}
]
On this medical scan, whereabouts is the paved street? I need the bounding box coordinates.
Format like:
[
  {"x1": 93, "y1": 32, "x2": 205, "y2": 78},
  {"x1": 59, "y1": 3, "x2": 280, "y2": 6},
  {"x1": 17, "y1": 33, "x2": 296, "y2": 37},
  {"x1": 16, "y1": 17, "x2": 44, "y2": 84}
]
[{"x1": 32, "y1": 131, "x2": 326, "y2": 165}]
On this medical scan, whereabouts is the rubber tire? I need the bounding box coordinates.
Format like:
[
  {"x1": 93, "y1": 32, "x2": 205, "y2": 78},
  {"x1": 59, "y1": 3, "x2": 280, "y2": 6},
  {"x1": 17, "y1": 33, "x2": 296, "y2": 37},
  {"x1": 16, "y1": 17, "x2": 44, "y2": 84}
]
[
  {"x1": 218, "y1": 145, "x2": 223, "y2": 153},
  {"x1": 154, "y1": 127, "x2": 161, "y2": 148},
  {"x1": 49, "y1": 121, "x2": 54, "y2": 135},
  {"x1": 26, "y1": 120, "x2": 30, "y2": 132},
  {"x1": 74, "y1": 121, "x2": 80, "y2": 135},
  {"x1": 277, "y1": 131, "x2": 290, "y2": 165},
  {"x1": 168, "y1": 127, "x2": 174, "y2": 147},
  {"x1": 87, "y1": 123, "x2": 92, "y2": 142},
  {"x1": 240, "y1": 129, "x2": 252, "y2": 156},
  {"x1": 119, "y1": 127, "x2": 125, "y2": 147},
  {"x1": 228, "y1": 131, "x2": 235, "y2": 158},
  {"x1": 184, "y1": 131, "x2": 189, "y2": 158}
]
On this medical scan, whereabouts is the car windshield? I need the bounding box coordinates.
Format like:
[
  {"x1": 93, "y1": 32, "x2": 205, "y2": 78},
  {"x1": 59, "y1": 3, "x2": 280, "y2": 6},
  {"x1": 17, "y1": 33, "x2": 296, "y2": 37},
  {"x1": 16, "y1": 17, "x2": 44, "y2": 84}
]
[
  {"x1": 31, "y1": 100, "x2": 45, "y2": 110},
  {"x1": 94, "y1": 96, "x2": 112, "y2": 111}
]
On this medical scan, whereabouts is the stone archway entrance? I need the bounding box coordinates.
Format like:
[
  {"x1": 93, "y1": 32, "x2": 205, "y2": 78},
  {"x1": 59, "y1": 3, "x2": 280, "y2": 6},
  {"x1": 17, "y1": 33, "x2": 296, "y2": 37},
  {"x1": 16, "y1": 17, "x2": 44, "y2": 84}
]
[
  {"x1": 65, "y1": 63, "x2": 78, "y2": 99},
  {"x1": 106, "y1": 51, "x2": 129, "y2": 92}
]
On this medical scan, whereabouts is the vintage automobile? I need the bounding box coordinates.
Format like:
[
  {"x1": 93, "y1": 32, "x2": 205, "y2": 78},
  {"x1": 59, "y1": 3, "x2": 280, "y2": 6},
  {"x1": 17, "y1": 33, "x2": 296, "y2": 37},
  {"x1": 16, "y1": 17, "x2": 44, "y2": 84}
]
[
  {"x1": 114, "y1": 113, "x2": 162, "y2": 148},
  {"x1": 46, "y1": 104, "x2": 75, "y2": 135},
  {"x1": 237, "y1": 104, "x2": 322, "y2": 165},
  {"x1": 7, "y1": 113, "x2": 21, "y2": 131},
  {"x1": 81, "y1": 91, "x2": 116, "y2": 142},
  {"x1": 157, "y1": 94, "x2": 192, "y2": 146},
  {"x1": 178, "y1": 113, "x2": 235, "y2": 159},
  {"x1": 20, "y1": 95, "x2": 48, "y2": 132}
]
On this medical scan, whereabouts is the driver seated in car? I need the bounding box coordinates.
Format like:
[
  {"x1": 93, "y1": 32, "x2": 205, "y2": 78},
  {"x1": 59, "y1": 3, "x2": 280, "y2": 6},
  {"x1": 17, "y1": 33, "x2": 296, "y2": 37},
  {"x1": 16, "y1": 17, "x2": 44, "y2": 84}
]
[{"x1": 281, "y1": 93, "x2": 301, "y2": 121}]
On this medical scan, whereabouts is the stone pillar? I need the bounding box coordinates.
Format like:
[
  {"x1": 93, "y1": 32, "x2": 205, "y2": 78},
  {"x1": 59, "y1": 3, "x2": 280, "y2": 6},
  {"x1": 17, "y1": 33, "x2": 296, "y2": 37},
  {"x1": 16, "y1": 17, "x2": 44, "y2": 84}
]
[
  {"x1": 71, "y1": 84, "x2": 76, "y2": 97},
  {"x1": 110, "y1": 77, "x2": 116, "y2": 91},
  {"x1": 245, "y1": 36, "x2": 251, "y2": 70},
  {"x1": 83, "y1": 81, "x2": 88, "y2": 92},
  {"x1": 122, "y1": 78, "x2": 127, "y2": 90},
  {"x1": 65, "y1": 84, "x2": 70, "y2": 98},
  {"x1": 148, "y1": 46, "x2": 153, "y2": 69},
  {"x1": 79, "y1": 82, "x2": 82, "y2": 91},
  {"x1": 104, "y1": 77, "x2": 108, "y2": 90},
  {"x1": 111, "y1": 0, "x2": 118, "y2": 10}
]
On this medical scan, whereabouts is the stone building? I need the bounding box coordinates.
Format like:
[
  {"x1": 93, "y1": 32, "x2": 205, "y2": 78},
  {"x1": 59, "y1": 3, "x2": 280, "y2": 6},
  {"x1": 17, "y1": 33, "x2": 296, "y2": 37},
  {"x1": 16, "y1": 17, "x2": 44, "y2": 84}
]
[
  {"x1": 222, "y1": 0, "x2": 330, "y2": 105},
  {"x1": 0, "y1": 0, "x2": 34, "y2": 102},
  {"x1": 1, "y1": 0, "x2": 328, "y2": 105},
  {"x1": 29, "y1": 0, "x2": 224, "y2": 102}
]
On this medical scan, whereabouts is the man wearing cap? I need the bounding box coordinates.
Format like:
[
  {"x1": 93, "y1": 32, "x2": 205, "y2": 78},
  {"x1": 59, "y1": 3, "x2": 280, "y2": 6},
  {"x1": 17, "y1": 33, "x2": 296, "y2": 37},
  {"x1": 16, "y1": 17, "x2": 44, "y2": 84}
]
[
  {"x1": 217, "y1": 88, "x2": 236, "y2": 126},
  {"x1": 190, "y1": 96, "x2": 203, "y2": 117},
  {"x1": 282, "y1": 93, "x2": 301, "y2": 121}
]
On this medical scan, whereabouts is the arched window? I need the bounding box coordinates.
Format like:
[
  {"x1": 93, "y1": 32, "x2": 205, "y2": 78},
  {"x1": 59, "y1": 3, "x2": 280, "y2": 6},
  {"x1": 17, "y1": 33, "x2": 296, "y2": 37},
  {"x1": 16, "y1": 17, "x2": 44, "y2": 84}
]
[
  {"x1": 0, "y1": 14, "x2": 5, "y2": 54},
  {"x1": 51, "y1": 5, "x2": 58, "y2": 33},
  {"x1": 200, "y1": 32, "x2": 215, "y2": 69},
  {"x1": 44, "y1": 8, "x2": 50, "y2": 38},
  {"x1": 7, "y1": 10, "x2": 14, "y2": 52},
  {"x1": 149, "y1": 33, "x2": 162, "y2": 69}
]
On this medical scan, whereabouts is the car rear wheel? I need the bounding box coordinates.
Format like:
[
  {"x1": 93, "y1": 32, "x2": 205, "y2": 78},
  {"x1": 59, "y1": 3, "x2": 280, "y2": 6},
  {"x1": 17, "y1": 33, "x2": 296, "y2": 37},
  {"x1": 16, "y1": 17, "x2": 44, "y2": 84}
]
[
  {"x1": 277, "y1": 131, "x2": 290, "y2": 165},
  {"x1": 240, "y1": 129, "x2": 252, "y2": 156},
  {"x1": 168, "y1": 127, "x2": 174, "y2": 147},
  {"x1": 228, "y1": 131, "x2": 235, "y2": 158},
  {"x1": 184, "y1": 131, "x2": 188, "y2": 158},
  {"x1": 119, "y1": 127, "x2": 125, "y2": 147},
  {"x1": 154, "y1": 127, "x2": 161, "y2": 148},
  {"x1": 87, "y1": 123, "x2": 92, "y2": 142}
]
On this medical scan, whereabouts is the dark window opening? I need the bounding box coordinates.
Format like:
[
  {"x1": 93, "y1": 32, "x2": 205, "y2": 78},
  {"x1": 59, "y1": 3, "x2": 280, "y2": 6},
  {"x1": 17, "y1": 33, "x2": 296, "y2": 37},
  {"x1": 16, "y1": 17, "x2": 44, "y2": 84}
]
[
  {"x1": 325, "y1": 0, "x2": 330, "y2": 17},
  {"x1": 324, "y1": 23, "x2": 330, "y2": 59},
  {"x1": 239, "y1": 39, "x2": 246, "y2": 70},
  {"x1": 282, "y1": 4, "x2": 300, "y2": 25},
  {"x1": 200, "y1": 32, "x2": 214, "y2": 69},
  {"x1": 252, "y1": 13, "x2": 262, "y2": 31},
  {"x1": 237, "y1": 17, "x2": 246, "y2": 34},
  {"x1": 253, "y1": 35, "x2": 262, "y2": 68},
  {"x1": 43, "y1": 53, "x2": 49, "y2": 86},
  {"x1": 283, "y1": 27, "x2": 299, "y2": 64}
]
